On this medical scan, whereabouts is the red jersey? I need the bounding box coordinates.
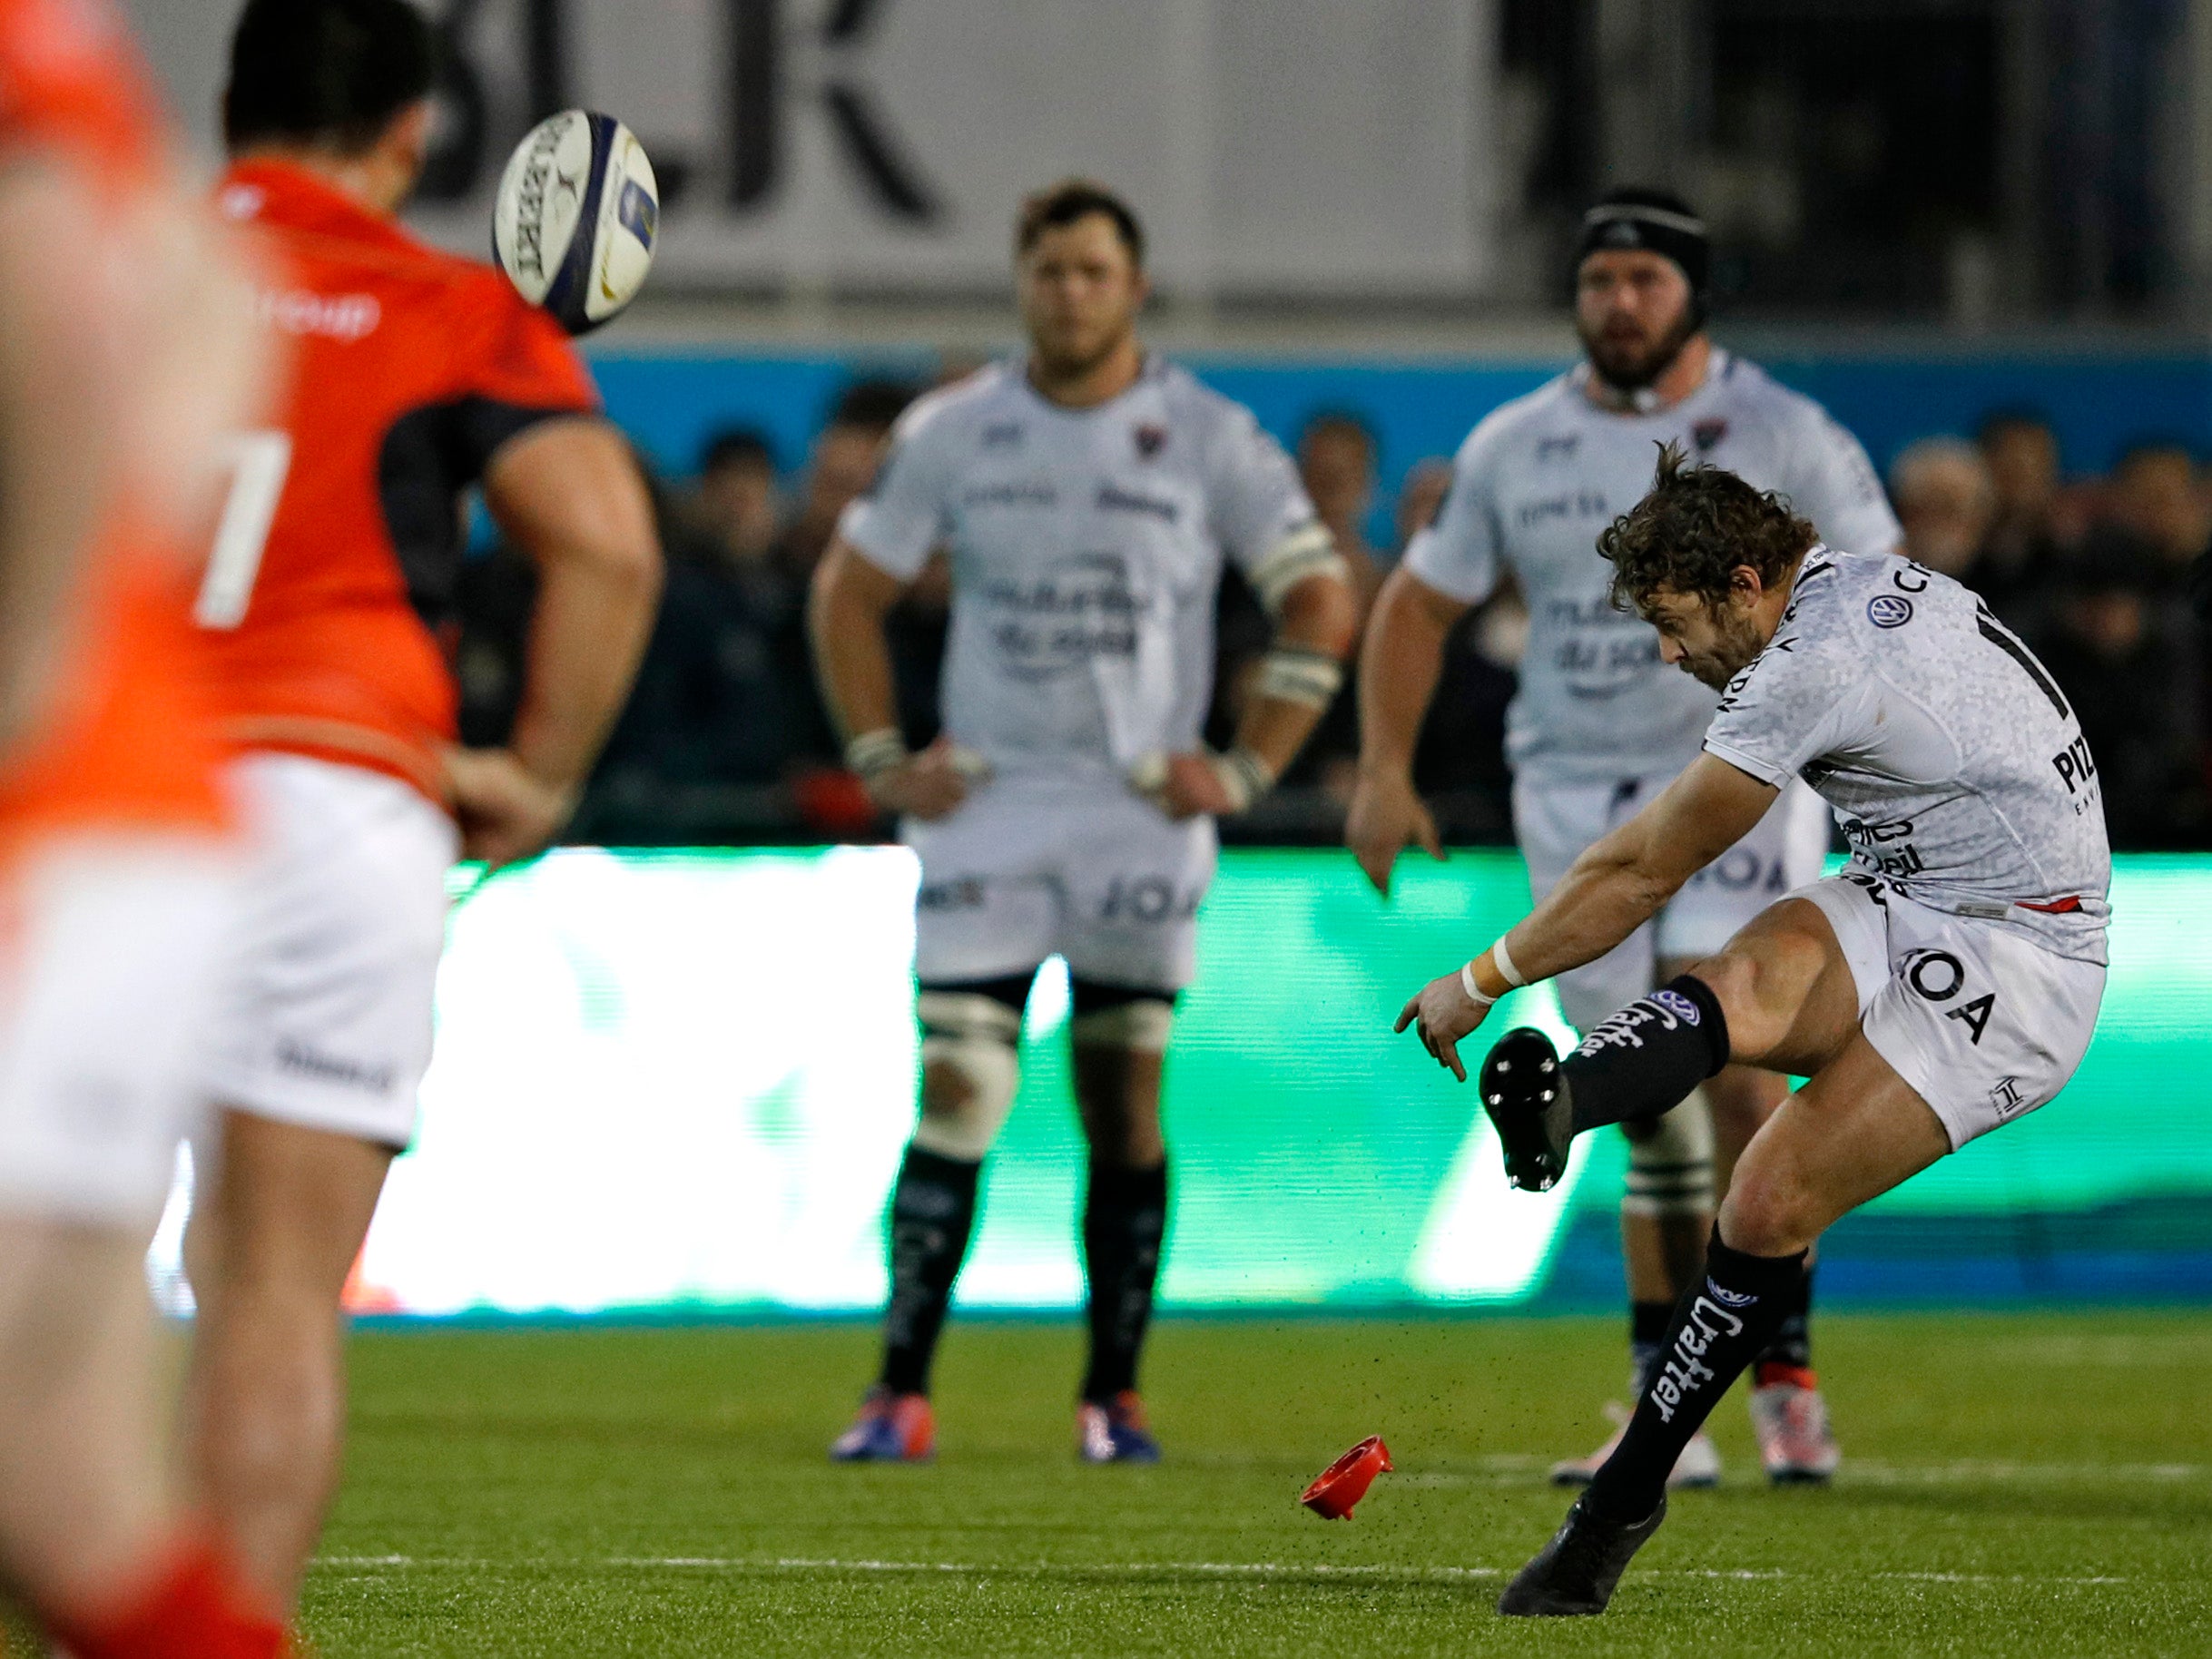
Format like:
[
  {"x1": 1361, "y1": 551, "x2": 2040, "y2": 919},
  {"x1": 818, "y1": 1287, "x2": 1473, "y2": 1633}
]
[
  {"x1": 206, "y1": 160, "x2": 598, "y2": 802},
  {"x1": 0, "y1": 0, "x2": 227, "y2": 860}
]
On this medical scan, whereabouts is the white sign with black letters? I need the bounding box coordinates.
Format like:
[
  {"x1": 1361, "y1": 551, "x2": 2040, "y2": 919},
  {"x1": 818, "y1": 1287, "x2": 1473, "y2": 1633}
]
[{"x1": 132, "y1": 0, "x2": 1499, "y2": 300}]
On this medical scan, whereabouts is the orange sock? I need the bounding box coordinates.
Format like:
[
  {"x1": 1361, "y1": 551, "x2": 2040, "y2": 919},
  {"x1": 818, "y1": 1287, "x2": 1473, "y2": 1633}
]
[
  {"x1": 1754, "y1": 1360, "x2": 1819, "y2": 1391},
  {"x1": 44, "y1": 1539, "x2": 287, "y2": 1659}
]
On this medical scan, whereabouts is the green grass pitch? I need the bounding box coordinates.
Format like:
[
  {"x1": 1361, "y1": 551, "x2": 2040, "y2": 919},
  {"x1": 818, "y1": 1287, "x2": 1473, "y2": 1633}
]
[{"x1": 282, "y1": 1311, "x2": 2212, "y2": 1654}]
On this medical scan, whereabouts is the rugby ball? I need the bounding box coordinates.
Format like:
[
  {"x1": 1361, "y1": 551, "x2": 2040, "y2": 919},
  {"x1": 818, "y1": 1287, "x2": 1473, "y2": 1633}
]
[{"x1": 492, "y1": 110, "x2": 658, "y2": 335}]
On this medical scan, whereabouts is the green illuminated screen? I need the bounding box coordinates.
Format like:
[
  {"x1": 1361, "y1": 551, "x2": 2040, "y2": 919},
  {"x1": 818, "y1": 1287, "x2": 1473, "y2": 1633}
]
[{"x1": 281, "y1": 849, "x2": 2212, "y2": 1317}]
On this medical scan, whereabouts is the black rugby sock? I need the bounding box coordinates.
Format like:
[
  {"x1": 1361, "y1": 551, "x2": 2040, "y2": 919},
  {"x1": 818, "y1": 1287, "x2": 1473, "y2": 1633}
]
[
  {"x1": 1584, "y1": 1229, "x2": 1806, "y2": 1524},
  {"x1": 1755, "y1": 1263, "x2": 1816, "y2": 1382},
  {"x1": 1565, "y1": 975, "x2": 1731, "y2": 1135},
  {"x1": 1629, "y1": 1299, "x2": 1675, "y2": 1397},
  {"x1": 1080, "y1": 1160, "x2": 1169, "y2": 1404},
  {"x1": 879, "y1": 1144, "x2": 982, "y2": 1396}
]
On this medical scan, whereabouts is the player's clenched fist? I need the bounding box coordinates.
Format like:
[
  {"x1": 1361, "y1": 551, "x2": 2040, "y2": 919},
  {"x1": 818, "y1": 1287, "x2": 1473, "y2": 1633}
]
[
  {"x1": 1395, "y1": 968, "x2": 1494, "y2": 1082},
  {"x1": 1346, "y1": 766, "x2": 1444, "y2": 897},
  {"x1": 860, "y1": 734, "x2": 984, "y2": 821},
  {"x1": 446, "y1": 746, "x2": 577, "y2": 869},
  {"x1": 1131, "y1": 750, "x2": 1270, "y2": 821}
]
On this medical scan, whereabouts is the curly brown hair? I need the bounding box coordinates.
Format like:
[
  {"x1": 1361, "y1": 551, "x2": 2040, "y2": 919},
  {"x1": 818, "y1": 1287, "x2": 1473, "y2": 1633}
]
[{"x1": 1598, "y1": 441, "x2": 1816, "y2": 614}]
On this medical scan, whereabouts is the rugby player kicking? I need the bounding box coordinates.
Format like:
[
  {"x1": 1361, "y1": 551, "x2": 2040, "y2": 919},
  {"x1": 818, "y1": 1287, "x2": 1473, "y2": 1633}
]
[
  {"x1": 813, "y1": 180, "x2": 1356, "y2": 1463},
  {"x1": 1352, "y1": 189, "x2": 1899, "y2": 1487},
  {"x1": 0, "y1": 0, "x2": 289, "y2": 1650},
  {"x1": 1399, "y1": 446, "x2": 2109, "y2": 1615},
  {"x1": 182, "y1": 0, "x2": 662, "y2": 1613}
]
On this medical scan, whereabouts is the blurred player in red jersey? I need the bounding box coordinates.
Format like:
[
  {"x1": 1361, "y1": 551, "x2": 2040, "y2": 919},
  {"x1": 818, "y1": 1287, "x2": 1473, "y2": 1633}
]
[
  {"x1": 181, "y1": 0, "x2": 663, "y2": 1614},
  {"x1": 0, "y1": 0, "x2": 293, "y2": 1653}
]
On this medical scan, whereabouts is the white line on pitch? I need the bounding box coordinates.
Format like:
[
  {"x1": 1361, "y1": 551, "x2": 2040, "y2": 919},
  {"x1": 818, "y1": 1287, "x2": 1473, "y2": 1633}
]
[
  {"x1": 1388, "y1": 1458, "x2": 2202, "y2": 1487},
  {"x1": 312, "y1": 1556, "x2": 2138, "y2": 1587}
]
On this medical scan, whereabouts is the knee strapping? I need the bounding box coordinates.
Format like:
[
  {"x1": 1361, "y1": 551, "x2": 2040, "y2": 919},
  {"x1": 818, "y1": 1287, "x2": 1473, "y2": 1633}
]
[
  {"x1": 1623, "y1": 1089, "x2": 1716, "y2": 1219},
  {"x1": 911, "y1": 991, "x2": 1021, "y2": 1160},
  {"x1": 1068, "y1": 997, "x2": 1175, "y2": 1054}
]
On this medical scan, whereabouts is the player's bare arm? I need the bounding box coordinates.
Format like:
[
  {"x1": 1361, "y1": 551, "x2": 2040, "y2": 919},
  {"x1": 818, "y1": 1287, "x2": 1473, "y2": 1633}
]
[
  {"x1": 1346, "y1": 565, "x2": 1470, "y2": 893},
  {"x1": 1149, "y1": 564, "x2": 1358, "y2": 820},
  {"x1": 1396, "y1": 753, "x2": 1778, "y2": 1077},
  {"x1": 458, "y1": 416, "x2": 662, "y2": 867},
  {"x1": 0, "y1": 158, "x2": 134, "y2": 756},
  {"x1": 809, "y1": 535, "x2": 974, "y2": 820},
  {"x1": 122, "y1": 186, "x2": 271, "y2": 541}
]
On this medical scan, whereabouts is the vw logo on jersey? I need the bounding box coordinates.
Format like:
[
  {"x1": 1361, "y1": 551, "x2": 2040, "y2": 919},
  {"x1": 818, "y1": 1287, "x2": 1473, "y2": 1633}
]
[{"x1": 1868, "y1": 594, "x2": 1914, "y2": 629}]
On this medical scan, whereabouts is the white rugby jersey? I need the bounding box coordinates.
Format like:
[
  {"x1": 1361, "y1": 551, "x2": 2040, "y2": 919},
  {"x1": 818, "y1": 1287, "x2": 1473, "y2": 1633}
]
[
  {"x1": 1403, "y1": 351, "x2": 1901, "y2": 786},
  {"x1": 1704, "y1": 547, "x2": 2111, "y2": 964},
  {"x1": 839, "y1": 358, "x2": 1321, "y2": 784}
]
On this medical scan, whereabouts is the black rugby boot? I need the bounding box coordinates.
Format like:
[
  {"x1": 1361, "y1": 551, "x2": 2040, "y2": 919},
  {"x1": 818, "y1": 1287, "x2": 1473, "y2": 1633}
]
[
  {"x1": 1497, "y1": 1493, "x2": 1667, "y2": 1616},
  {"x1": 1478, "y1": 1026, "x2": 1574, "y2": 1192}
]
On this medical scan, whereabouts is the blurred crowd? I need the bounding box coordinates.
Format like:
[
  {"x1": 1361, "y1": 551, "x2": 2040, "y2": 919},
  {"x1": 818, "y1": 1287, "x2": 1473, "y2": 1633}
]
[
  {"x1": 1890, "y1": 414, "x2": 2212, "y2": 848},
  {"x1": 455, "y1": 386, "x2": 2212, "y2": 851}
]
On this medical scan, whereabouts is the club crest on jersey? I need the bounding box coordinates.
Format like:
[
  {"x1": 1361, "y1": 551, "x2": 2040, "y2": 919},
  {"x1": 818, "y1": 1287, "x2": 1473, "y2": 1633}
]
[
  {"x1": 1868, "y1": 594, "x2": 1913, "y2": 628},
  {"x1": 1692, "y1": 417, "x2": 1728, "y2": 453},
  {"x1": 1133, "y1": 424, "x2": 1168, "y2": 460}
]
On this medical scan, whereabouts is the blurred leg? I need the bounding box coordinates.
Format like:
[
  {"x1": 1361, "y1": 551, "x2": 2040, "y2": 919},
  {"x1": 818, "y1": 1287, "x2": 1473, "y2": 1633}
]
[
  {"x1": 184, "y1": 1110, "x2": 392, "y2": 1614},
  {"x1": 0, "y1": 1217, "x2": 170, "y2": 1617},
  {"x1": 878, "y1": 980, "x2": 1026, "y2": 1397},
  {"x1": 1070, "y1": 991, "x2": 1171, "y2": 1411}
]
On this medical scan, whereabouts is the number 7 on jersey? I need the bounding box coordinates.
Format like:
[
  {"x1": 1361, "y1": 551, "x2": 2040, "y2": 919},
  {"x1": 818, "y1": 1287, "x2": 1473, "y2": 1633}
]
[{"x1": 194, "y1": 430, "x2": 293, "y2": 630}]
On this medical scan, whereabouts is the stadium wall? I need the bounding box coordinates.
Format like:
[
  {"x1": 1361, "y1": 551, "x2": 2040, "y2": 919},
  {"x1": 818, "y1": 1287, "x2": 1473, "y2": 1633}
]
[
  {"x1": 589, "y1": 346, "x2": 2212, "y2": 547},
  {"x1": 146, "y1": 849, "x2": 2212, "y2": 1321}
]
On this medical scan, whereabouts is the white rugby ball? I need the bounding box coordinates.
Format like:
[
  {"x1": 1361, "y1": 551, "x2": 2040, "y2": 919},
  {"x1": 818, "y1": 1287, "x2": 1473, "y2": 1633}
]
[{"x1": 492, "y1": 110, "x2": 658, "y2": 335}]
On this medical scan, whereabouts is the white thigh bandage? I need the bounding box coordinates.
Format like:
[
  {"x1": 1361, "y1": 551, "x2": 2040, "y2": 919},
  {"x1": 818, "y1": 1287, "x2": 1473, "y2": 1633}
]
[
  {"x1": 1622, "y1": 1089, "x2": 1716, "y2": 1219},
  {"x1": 911, "y1": 991, "x2": 1022, "y2": 1161},
  {"x1": 1068, "y1": 997, "x2": 1175, "y2": 1055}
]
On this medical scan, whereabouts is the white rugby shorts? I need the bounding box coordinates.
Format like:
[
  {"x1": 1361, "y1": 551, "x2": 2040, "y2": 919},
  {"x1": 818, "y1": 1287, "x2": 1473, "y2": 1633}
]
[
  {"x1": 202, "y1": 753, "x2": 457, "y2": 1149},
  {"x1": 903, "y1": 778, "x2": 1217, "y2": 991},
  {"x1": 1517, "y1": 774, "x2": 1831, "y2": 1031},
  {"x1": 0, "y1": 836, "x2": 234, "y2": 1224},
  {"x1": 1794, "y1": 873, "x2": 2106, "y2": 1148}
]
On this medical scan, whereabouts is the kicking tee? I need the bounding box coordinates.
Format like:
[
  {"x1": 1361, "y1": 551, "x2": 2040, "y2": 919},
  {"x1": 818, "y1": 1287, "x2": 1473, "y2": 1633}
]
[
  {"x1": 1703, "y1": 547, "x2": 2112, "y2": 965},
  {"x1": 839, "y1": 358, "x2": 1325, "y2": 785},
  {"x1": 1402, "y1": 351, "x2": 1899, "y2": 786}
]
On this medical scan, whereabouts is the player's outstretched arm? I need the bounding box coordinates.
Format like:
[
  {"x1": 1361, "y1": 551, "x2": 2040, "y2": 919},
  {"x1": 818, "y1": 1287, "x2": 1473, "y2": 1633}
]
[
  {"x1": 464, "y1": 417, "x2": 663, "y2": 866},
  {"x1": 1346, "y1": 566, "x2": 1468, "y2": 895},
  {"x1": 809, "y1": 535, "x2": 970, "y2": 820},
  {"x1": 1397, "y1": 754, "x2": 1779, "y2": 1078}
]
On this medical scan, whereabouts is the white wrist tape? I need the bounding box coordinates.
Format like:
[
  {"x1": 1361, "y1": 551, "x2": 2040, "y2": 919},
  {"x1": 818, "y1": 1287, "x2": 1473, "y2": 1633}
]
[
  {"x1": 1460, "y1": 961, "x2": 1498, "y2": 1008},
  {"x1": 1210, "y1": 746, "x2": 1277, "y2": 814},
  {"x1": 844, "y1": 728, "x2": 909, "y2": 780},
  {"x1": 1253, "y1": 645, "x2": 1345, "y2": 711},
  {"x1": 1490, "y1": 933, "x2": 1528, "y2": 988}
]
